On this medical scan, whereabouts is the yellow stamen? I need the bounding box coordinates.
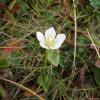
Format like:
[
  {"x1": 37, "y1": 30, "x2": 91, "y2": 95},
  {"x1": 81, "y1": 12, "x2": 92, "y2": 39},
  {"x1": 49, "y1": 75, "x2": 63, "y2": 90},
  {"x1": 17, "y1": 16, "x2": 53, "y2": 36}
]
[{"x1": 45, "y1": 38, "x2": 54, "y2": 48}]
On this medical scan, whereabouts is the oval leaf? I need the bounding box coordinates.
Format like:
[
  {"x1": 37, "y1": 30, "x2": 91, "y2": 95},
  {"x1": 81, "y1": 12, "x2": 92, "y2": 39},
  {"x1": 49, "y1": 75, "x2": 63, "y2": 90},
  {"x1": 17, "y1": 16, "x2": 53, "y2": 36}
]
[
  {"x1": 37, "y1": 74, "x2": 52, "y2": 92},
  {"x1": 47, "y1": 50, "x2": 59, "y2": 66}
]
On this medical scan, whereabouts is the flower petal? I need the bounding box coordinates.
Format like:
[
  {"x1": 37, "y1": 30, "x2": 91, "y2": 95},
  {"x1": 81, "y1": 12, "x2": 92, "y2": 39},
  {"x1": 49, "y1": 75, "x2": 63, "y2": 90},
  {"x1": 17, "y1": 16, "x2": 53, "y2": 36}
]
[
  {"x1": 36, "y1": 32, "x2": 45, "y2": 43},
  {"x1": 52, "y1": 34, "x2": 66, "y2": 49},
  {"x1": 45, "y1": 27, "x2": 56, "y2": 39},
  {"x1": 40, "y1": 42, "x2": 49, "y2": 49}
]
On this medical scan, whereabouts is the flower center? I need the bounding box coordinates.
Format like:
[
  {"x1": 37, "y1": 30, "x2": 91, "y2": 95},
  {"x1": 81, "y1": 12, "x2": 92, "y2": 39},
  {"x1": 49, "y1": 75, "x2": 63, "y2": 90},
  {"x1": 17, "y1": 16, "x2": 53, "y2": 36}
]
[{"x1": 45, "y1": 38, "x2": 55, "y2": 48}]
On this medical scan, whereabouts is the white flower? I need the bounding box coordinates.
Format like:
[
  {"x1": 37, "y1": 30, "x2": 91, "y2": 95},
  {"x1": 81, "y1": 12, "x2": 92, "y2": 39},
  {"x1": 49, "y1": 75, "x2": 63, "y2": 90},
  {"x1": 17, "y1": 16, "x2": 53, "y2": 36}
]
[{"x1": 36, "y1": 27, "x2": 66, "y2": 49}]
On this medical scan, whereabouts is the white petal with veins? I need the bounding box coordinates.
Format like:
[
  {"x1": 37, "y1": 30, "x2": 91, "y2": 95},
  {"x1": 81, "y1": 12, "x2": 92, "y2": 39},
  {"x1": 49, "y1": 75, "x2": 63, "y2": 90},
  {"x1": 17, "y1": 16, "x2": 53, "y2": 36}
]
[
  {"x1": 36, "y1": 27, "x2": 66, "y2": 49},
  {"x1": 36, "y1": 32, "x2": 45, "y2": 43},
  {"x1": 45, "y1": 27, "x2": 56, "y2": 39},
  {"x1": 53, "y1": 34, "x2": 66, "y2": 49}
]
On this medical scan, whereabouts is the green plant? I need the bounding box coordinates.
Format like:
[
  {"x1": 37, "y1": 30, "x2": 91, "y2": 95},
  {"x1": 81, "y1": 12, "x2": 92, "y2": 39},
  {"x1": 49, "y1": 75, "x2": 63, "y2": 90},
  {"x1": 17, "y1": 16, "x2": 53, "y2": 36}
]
[{"x1": 89, "y1": 0, "x2": 100, "y2": 9}]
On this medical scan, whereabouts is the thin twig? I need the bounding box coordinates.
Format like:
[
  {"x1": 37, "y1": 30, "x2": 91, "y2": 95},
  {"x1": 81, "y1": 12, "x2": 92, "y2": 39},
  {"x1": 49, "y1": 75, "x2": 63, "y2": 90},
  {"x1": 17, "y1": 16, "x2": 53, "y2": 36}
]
[
  {"x1": 0, "y1": 32, "x2": 14, "y2": 39},
  {"x1": 8, "y1": 0, "x2": 16, "y2": 10},
  {"x1": 87, "y1": 29, "x2": 100, "y2": 59},
  {"x1": 0, "y1": 77, "x2": 45, "y2": 100},
  {"x1": 0, "y1": 47, "x2": 24, "y2": 48},
  {"x1": 67, "y1": 0, "x2": 77, "y2": 89},
  {"x1": 73, "y1": 0, "x2": 77, "y2": 66}
]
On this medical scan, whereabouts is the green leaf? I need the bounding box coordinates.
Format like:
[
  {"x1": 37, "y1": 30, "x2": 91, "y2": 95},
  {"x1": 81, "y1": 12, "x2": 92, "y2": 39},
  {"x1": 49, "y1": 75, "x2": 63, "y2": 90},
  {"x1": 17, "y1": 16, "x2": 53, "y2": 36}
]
[
  {"x1": 47, "y1": 50, "x2": 59, "y2": 66},
  {"x1": 0, "y1": 59, "x2": 8, "y2": 66},
  {"x1": 0, "y1": 53, "x2": 9, "y2": 68},
  {"x1": 0, "y1": 0, "x2": 11, "y2": 3},
  {"x1": 89, "y1": 0, "x2": 100, "y2": 9},
  {"x1": 93, "y1": 68, "x2": 100, "y2": 85},
  {"x1": 37, "y1": 74, "x2": 52, "y2": 92},
  {"x1": 0, "y1": 58, "x2": 8, "y2": 67}
]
